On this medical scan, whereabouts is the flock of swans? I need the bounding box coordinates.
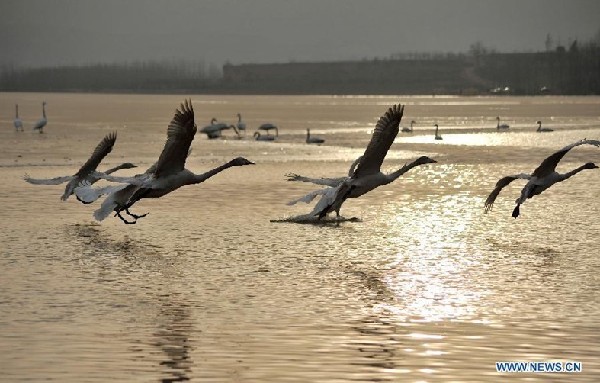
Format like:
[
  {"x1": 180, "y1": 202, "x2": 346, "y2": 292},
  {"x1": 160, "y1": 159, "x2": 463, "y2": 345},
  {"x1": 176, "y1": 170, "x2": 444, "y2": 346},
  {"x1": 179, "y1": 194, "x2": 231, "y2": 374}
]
[
  {"x1": 13, "y1": 102, "x2": 47, "y2": 133},
  {"x1": 23, "y1": 100, "x2": 599, "y2": 224}
]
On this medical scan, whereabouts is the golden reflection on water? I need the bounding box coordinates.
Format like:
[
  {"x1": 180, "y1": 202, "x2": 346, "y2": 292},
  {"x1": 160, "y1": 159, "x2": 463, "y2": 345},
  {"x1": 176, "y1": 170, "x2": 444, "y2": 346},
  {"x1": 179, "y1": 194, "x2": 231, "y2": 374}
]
[{"x1": 1, "y1": 93, "x2": 599, "y2": 382}]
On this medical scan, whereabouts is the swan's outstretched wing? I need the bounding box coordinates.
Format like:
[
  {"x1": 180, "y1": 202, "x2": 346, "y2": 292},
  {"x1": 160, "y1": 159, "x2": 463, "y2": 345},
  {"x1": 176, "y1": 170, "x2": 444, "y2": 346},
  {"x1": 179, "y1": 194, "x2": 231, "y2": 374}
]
[
  {"x1": 153, "y1": 100, "x2": 197, "y2": 178},
  {"x1": 24, "y1": 174, "x2": 73, "y2": 185},
  {"x1": 287, "y1": 187, "x2": 331, "y2": 205},
  {"x1": 532, "y1": 139, "x2": 600, "y2": 178},
  {"x1": 484, "y1": 173, "x2": 531, "y2": 213},
  {"x1": 353, "y1": 104, "x2": 404, "y2": 178},
  {"x1": 285, "y1": 173, "x2": 346, "y2": 187},
  {"x1": 75, "y1": 132, "x2": 117, "y2": 177},
  {"x1": 74, "y1": 180, "x2": 132, "y2": 204}
]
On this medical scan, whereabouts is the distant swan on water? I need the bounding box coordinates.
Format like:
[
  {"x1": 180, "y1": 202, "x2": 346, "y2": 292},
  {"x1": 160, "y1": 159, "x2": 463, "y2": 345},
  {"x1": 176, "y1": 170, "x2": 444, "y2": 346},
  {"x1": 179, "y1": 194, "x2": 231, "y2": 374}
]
[
  {"x1": 401, "y1": 120, "x2": 416, "y2": 133},
  {"x1": 484, "y1": 139, "x2": 600, "y2": 218},
  {"x1": 306, "y1": 129, "x2": 325, "y2": 144},
  {"x1": 200, "y1": 118, "x2": 239, "y2": 139},
  {"x1": 496, "y1": 116, "x2": 510, "y2": 130},
  {"x1": 75, "y1": 100, "x2": 255, "y2": 224},
  {"x1": 308, "y1": 104, "x2": 437, "y2": 219},
  {"x1": 236, "y1": 113, "x2": 246, "y2": 135},
  {"x1": 536, "y1": 120, "x2": 553, "y2": 132},
  {"x1": 14, "y1": 104, "x2": 23, "y2": 132},
  {"x1": 32, "y1": 101, "x2": 47, "y2": 133},
  {"x1": 253, "y1": 131, "x2": 275, "y2": 141},
  {"x1": 434, "y1": 124, "x2": 443, "y2": 140},
  {"x1": 24, "y1": 132, "x2": 136, "y2": 201}
]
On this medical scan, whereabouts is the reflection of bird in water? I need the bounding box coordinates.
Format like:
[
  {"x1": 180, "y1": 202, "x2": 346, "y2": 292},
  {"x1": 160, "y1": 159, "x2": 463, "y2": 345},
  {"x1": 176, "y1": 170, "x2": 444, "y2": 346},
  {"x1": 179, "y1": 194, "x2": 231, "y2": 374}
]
[
  {"x1": 153, "y1": 296, "x2": 193, "y2": 383},
  {"x1": 32, "y1": 101, "x2": 47, "y2": 133},
  {"x1": 75, "y1": 100, "x2": 255, "y2": 224},
  {"x1": 309, "y1": 104, "x2": 437, "y2": 219},
  {"x1": 434, "y1": 124, "x2": 443, "y2": 140},
  {"x1": 484, "y1": 139, "x2": 600, "y2": 218},
  {"x1": 536, "y1": 120, "x2": 553, "y2": 132},
  {"x1": 14, "y1": 104, "x2": 23, "y2": 132},
  {"x1": 306, "y1": 128, "x2": 325, "y2": 144},
  {"x1": 24, "y1": 132, "x2": 136, "y2": 201}
]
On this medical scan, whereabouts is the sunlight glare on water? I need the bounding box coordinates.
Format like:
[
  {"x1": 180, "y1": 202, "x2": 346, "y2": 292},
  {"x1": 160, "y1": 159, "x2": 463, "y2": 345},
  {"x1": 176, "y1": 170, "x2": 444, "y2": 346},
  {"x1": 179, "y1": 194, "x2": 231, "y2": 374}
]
[{"x1": 0, "y1": 93, "x2": 599, "y2": 382}]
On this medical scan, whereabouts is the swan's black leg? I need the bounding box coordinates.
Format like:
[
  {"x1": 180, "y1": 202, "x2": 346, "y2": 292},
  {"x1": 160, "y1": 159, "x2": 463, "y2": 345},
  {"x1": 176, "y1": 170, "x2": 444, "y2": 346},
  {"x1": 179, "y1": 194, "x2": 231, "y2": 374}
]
[
  {"x1": 125, "y1": 208, "x2": 148, "y2": 220},
  {"x1": 115, "y1": 210, "x2": 137, "y2": 224}
]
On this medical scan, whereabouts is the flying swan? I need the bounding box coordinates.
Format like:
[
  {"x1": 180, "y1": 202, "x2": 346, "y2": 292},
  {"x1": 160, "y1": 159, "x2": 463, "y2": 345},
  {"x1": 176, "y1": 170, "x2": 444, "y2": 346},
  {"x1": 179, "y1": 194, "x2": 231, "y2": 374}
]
[
  {"x1": 305, "y1": 104, "x2": 437, "y2": 219},
  {"x1": 75, "y1": 100, "x2": 255, "y2": 224},
  {"x1": 484, "y1": 139, "x2": 600, "y2": 217},
  {"x1": 24, "y1": 132, "x2": 136, "y2": 202}
]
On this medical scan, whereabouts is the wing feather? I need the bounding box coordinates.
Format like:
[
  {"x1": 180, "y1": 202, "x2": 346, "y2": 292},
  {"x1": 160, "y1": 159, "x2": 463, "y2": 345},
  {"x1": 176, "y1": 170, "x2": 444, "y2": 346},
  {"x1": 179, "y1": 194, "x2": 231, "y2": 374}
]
[
  {"x1": 484, "y1": 174, "x2": 530, "y2": 213},
  {"x1": 154, "y1": 100, "x2": 197, "y2": 178},
  {"x1": 353, "y1": 104, "x2": 404, "y2": 178},
  {"x1": 532, "y1": 139, "x2": 600, "y2": 178},
  {"x1": 76, "y1": 132, "x2": 117, "y2": 177}
]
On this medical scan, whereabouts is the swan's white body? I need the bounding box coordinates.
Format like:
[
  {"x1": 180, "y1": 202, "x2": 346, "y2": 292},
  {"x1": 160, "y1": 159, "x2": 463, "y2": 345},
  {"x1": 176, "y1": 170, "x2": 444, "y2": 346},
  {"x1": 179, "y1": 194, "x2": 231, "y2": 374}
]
[
  {"x1": 536, "y1": 120, "x2": 553, "y2": 132},
  {"x1": 24, "y1": 132, "x2": 136, "y2": 201},
  {"x1": 306, "y1": 129, "x2": 324, "y2": 144},
  {"x1": 484, "y1": 139, "x2": 600, "y2": 217},
  {"x1": 14, "y1": 104, "x2": 23, "y2": 132},
  {"x1": 496, "y1": 116, "x2": 510, "y2": 130},
  {"x1": 32, "y1": 101, "x2": 47, "y2": 133},
  {"x1": 289, "y1": 104, "x2": 436, "y2": 218},
  {"x1": 75, "y1": 100, "x2": 254, "y2": 224}
]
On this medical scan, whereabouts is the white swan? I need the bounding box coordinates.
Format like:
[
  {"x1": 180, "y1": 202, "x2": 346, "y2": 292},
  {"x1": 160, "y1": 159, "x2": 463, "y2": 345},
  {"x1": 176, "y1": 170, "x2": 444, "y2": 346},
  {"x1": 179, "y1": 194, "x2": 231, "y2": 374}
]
[
  {"x1": 285, "y1": 156, "x2": 363, "y2": 189},
  {"x1": 496, "y1": 116, "x2": 510, "y2": 130},
  {"x1": 75, "y1": 100, "x2": 255, "y2": 224},
  {"x1": 253, "y1": 131, "x2": 275, "y2": 141},
  {"x1": 536, "y1": 120, "x2": 553, "y2": 132},
  {"x1": 312, "y1": 104, "x2": 437, "y2": 219},
  {"x1": 401, "y1": 120, "x2": 416, "y2": 133},
  {"x1": 24, "y1": 132, "x2": 136, "y2": 201},
  {"x1": 484, "y1": 139, "x2": 600, "y2": 217},
  {"x1": 14, "y1": 104, "x2": 23, "y2": 132},
  {"x1": 200, "y1": 118, "x2": 239, "y2": 139},
  {"x1": 256, "y1": 123, "x2": 278, "y2": 137},
  {"x1": 434, "y1": 124, "x2": 443, "y2": 140},
  {"x1": 32, "y1": 101, "x2": 47, "y2": 133},
  {"x1": 306, "y1": 129, "x2": 324, "y2": 144},
  {"x1": 236, "y1": 113, "x2": 246, "y2": 134}
]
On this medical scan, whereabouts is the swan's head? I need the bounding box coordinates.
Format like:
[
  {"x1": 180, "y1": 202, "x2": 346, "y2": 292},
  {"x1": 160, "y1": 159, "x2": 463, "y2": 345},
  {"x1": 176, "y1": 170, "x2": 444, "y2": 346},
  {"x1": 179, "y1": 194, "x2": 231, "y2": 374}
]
[
  {"x1": 496, "y1": 116, "x2": 500, "y2": 120},
  {"x1": 537, "y1": 120, "x2": 542, "y2": 124},
  {"x1": 583, "y1": 162, "x2": 599, "y2": 170},
  {"x1": 434, "y1": 124, "x2": 438, "y2": 127},
  {"x1": 414, "y1": 156, "x2": 437, "y2": 166},
  {"x1": 211, "y1": 117, "x2": 217, "y2": 124},
  {"x1": 229, "y1": 157, "x2": 255, "y2": 166},
  {"x1": 119, "y1": 162, "x2": 137, "y2": 169},
  {"x1": 253, "y1": 131, "x2": 260, "y2": 138}
]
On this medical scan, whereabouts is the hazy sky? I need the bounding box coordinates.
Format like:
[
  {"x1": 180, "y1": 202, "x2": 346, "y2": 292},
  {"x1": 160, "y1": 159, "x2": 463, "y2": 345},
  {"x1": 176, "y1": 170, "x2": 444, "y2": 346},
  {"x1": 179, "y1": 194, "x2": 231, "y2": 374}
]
[{"x1": 1, "y1": 0, "x2": 599, "y2": 68}]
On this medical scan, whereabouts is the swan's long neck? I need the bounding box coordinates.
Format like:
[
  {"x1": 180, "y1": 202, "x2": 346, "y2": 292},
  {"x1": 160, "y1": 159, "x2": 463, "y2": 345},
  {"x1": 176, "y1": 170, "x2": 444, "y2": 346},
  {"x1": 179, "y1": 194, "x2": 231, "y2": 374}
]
[
  {"x1": 560, "y1": 164, "x2": 592, "y2": 182},
  {"x1": 42, "y1": 103, "x2": 46, "y2": 118},
  {"x1": 238, "y1": 114, "x2": 242, "y2": 123},
  {"x1": 190, "y1": 161, "x2": 235, "y2": 185},
  {"x1": 386, "y1": 160, "x2": 426, "y2": 183},
  {"x1": 306, "y1": 129, "x2": 310, "y2": 139},
  {"x1": 537, "y1": 121, "x2": 541, "y2": 131},
  {"x1": 15, "y1": 104, "x2": 19, "y2": 118},
  {"x1": 104, "y1": 164, "x2": 130, "y2": 174}
]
